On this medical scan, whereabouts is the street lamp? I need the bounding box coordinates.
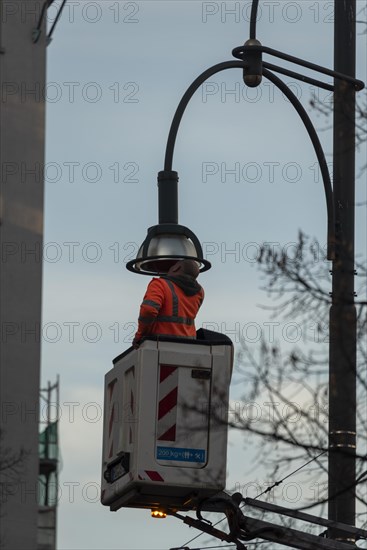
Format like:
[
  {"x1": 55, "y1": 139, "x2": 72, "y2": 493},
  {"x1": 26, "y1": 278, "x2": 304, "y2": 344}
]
[{"x1": 126, "y1": 0, "x2": 364, "y2": 542}]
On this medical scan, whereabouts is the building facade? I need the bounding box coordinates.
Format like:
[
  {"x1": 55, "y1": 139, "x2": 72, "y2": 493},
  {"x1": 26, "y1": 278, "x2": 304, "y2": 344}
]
[{"x1": 0, "y1": 2, "x2": 46, "y2": 548}]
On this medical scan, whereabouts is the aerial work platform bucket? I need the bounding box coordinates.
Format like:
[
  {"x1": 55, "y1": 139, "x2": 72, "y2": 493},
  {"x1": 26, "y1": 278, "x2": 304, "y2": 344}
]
[{"x1": 101, "y1": 329, "x2": 233, "y2": 512}]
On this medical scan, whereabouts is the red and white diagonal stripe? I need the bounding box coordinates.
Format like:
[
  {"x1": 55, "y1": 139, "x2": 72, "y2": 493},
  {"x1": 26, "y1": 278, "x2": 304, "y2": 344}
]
[
  {"x1": 157, "y1": 365, "x2": 178, "y2": 442},
  {"x1": 126, "y1": 366, "x2": 135, "y2": 446},
  {"x1": 138, "y1": 470, "x2": 164, "y2": 482},
  {"x1": 107, "y1": 379, "x2": 117, "y2": 458}
]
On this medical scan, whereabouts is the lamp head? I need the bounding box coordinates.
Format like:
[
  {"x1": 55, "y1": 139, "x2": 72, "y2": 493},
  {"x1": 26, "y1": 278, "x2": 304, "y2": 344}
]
[{"x1": 126, "y1": 223, "x2": 211, "y2": 275}]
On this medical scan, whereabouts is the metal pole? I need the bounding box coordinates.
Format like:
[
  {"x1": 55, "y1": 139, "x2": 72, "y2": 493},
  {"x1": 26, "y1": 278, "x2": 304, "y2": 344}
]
[{"x1": 328, "y1": 0, "x2": 357, "y2": 541}]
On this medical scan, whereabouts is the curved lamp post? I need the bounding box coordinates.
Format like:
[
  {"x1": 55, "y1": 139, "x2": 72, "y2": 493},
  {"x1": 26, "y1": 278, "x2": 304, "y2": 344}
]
[
  {"x1": 127, "y1": 0, "x2": 364, "y2": 542},
  {"x1": 127, "y1": 1, "x2": 363, "y2": 276}
]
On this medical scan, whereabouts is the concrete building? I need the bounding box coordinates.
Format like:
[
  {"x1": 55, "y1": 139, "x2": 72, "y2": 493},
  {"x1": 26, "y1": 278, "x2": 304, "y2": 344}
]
[{"x1": 0, "y1": 1, "x2": 46, "y2": 548}]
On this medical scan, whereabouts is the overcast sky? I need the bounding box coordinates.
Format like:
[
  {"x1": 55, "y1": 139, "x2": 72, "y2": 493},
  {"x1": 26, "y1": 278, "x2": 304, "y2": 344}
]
[{"x1": 41, "y1": 1, "x2": 366, "y2": 548}]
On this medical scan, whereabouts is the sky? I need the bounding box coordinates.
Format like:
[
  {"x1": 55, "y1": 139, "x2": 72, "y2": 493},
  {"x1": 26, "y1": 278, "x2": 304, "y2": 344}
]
[{"x1": 40, "y1": 1, "x2": 366, "y2": 549}]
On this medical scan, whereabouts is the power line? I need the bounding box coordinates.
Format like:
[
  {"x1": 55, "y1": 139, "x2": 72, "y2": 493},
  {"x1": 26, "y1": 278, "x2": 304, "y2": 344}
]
[
  {"x1": 169, "y1": 542, "x2": 270, "y2": 550},
  {"x1": 253, "y1": 450, "x2": 327, "y2": 499},
  {"x1": 173, "y1": 548, "x2": 236, "y2": 550},
  {"x1": 179, "y1": 450, "x2": 328, "y2": 549}
]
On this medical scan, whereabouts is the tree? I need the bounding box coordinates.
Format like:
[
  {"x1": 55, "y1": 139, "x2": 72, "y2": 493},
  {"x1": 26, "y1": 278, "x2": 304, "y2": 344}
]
[
  {"x1": 226, "y1": 8, "x2": 367, "y2": 535},
  {"x1": 225, "y1": 232, "x2": 366, "y2": 546},
  {"x1": 0, "y1": 430, "x2": 28, "y2": 548},
  {"x1": 179, "y1": 233, "x2": 366, "y2": 550}
]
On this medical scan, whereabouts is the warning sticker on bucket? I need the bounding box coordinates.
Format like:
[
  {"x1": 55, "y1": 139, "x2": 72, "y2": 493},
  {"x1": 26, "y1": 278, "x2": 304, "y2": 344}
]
[{"x1": 156, "y1": 446, "x2": 206, "y2": 463}]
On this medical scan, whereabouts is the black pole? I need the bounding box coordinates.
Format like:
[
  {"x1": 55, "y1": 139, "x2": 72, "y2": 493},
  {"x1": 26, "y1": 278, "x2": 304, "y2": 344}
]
[
  {"x1": 157, "y1": 170, "x2": 179, "y2": 224},
  {"x1": 328, "y1": 0, "x2": 357, "y2": 541}
]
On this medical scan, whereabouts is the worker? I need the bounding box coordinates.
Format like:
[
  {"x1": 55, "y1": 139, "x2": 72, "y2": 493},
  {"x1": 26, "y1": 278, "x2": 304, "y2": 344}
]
[{"x1": 132, "y1": 259, "x2": 204, "y2": 348}]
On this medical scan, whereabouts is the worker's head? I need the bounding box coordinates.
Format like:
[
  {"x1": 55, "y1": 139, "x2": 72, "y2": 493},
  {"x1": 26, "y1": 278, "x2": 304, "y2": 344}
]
[{"x1": 168, "y1": 260, "x2": 200, "y2": 279}]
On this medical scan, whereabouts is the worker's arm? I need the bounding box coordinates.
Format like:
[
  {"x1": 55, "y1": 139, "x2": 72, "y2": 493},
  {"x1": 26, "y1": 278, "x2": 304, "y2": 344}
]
[{"x1": 133, "y1": 279, "x2": 165, "y2": 346}]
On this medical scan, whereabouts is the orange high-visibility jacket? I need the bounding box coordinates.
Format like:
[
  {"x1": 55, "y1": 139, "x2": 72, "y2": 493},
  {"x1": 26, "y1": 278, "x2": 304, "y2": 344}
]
[{"x1": 134, "y1": 277, "x2": 204, "y2": 341}]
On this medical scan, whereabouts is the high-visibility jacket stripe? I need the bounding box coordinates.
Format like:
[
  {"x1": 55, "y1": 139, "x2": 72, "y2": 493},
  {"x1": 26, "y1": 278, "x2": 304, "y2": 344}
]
[
  {"x1": 155, "y1": 315, "x2": 193, "y2": 325},
  {"x1": 140, "y1": 315, "x2": 193, "y2": 325},
  {"x1": 138, "y1": 316, "x2": 155, "y2": 324},
  {"x1": 154, "y1": 334, "x2": 195, "y2": 339},
  {"x1": 142, "y1": 299, "x2": 161, "y2": 310},
  {"x1": 165, "y1": 280, "x2": 179, "y2": 316}
]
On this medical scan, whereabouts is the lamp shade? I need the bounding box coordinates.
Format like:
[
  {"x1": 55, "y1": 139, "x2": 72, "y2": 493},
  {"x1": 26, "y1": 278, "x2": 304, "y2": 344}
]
[{"x1": 126, "y1": 223, "x2": 211, "y2": 275}]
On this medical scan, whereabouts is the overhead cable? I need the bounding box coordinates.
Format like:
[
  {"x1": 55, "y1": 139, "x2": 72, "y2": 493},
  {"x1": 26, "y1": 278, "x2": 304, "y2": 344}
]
[{"x1": 179, "y1": 450, "x2": 329, "y2": 549}]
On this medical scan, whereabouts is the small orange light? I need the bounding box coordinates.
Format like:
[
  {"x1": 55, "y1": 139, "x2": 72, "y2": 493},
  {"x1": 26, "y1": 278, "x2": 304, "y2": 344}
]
[{"x1": 151, "y1": 509, "x2": 167, "y2": 519}]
